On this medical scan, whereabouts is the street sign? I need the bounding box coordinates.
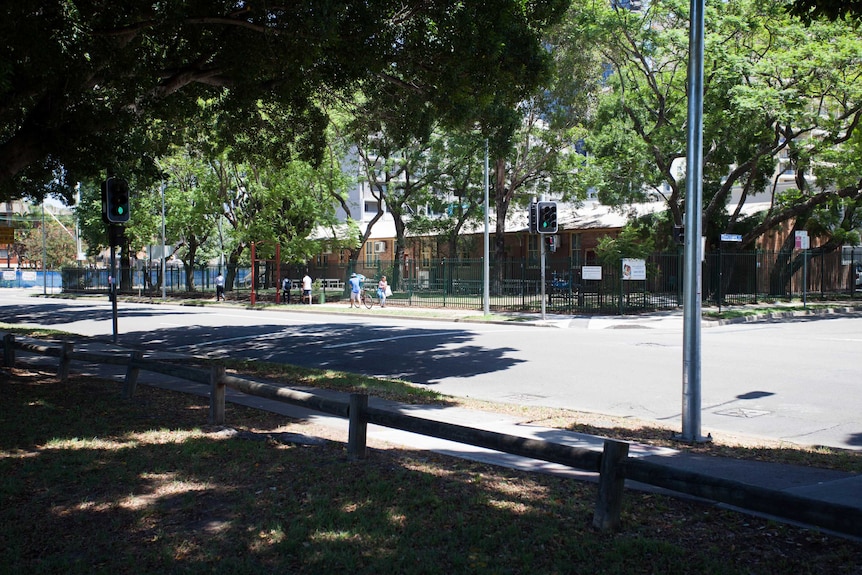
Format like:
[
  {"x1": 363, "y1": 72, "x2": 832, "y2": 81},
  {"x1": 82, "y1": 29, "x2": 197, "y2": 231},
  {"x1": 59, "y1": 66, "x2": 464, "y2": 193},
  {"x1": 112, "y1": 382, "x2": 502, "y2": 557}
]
[
  {"x1": 720, "y1": 233, "x2": 742, "y2": 242},
  {"x1": 795, "y1": 230, "x2": 810, "y2": 250}
]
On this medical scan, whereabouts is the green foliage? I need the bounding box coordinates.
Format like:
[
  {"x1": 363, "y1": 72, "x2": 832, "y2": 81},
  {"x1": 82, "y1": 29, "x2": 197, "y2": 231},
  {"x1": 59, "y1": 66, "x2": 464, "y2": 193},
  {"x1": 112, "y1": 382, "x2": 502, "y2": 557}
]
[
  {"x1": 595, "y1": 223, "x2": 655, "y2": 266},
  {"x1": 1, "y1": 0, "x2": 566, "y2": 206},
  {"x1": 575, "y1": 0, "x2": 862, "y2": 247}
]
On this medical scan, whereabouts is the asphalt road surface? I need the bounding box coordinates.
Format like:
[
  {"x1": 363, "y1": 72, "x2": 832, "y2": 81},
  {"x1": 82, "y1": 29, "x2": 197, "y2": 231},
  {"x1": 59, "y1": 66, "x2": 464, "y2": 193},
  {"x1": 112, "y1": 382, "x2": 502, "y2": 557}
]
[{"x1": 2, "y1": 290, "x2": 860, "y2": 451}]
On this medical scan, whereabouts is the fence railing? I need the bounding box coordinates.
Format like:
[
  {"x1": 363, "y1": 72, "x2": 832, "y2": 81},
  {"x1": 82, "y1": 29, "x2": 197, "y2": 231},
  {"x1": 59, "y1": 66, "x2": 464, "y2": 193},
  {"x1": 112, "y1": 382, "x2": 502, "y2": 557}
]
[
  {"x1": 56, "y1": 249, "x2": 860, "y2": 315},
  {"x1": 5, "y1": 332, "x2": 861, "y2": 538}
]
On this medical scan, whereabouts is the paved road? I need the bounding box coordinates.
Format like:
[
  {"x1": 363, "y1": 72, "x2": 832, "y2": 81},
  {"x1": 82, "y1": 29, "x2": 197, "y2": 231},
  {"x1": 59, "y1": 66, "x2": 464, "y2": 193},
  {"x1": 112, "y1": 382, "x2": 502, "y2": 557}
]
[{"x1": 2, "y1": 290, "x2": 860, "y2": 451}]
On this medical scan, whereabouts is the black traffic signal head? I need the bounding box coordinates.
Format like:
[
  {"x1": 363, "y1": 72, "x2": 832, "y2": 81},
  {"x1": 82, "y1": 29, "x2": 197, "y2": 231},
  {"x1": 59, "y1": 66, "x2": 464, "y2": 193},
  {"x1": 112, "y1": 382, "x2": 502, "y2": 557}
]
[
  {"x1": 105, "y1": 177, "x2": 130, "y2": 224},
  {"x1": 537, "y1": 201, "x2": 557, "y2": 234},
  {"x1": 528, "y1": 201, "x2": 538, "y2": 234}
]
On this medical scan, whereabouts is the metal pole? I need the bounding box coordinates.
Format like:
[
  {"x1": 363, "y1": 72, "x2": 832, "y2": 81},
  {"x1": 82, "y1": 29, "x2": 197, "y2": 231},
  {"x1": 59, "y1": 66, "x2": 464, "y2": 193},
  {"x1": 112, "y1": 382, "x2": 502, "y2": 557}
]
[
  {"x1": 41, "y1": 202, "x2": 46, "y2": 295},
  {"x1": 161, "y1": 182, "x2": 166, "y2": 300},
  {"x1": 483, "y1": 139, "x2": 490, "y2": 315},
  {"x1": 680, "y1": 0, "x2": 709, "y2": 443},
  {"x1": 110, "y1": 238, "x2": 118, "y2": 343},
  {"x1": 540, "y1": 231, "x2": 547, "y2": 321}
]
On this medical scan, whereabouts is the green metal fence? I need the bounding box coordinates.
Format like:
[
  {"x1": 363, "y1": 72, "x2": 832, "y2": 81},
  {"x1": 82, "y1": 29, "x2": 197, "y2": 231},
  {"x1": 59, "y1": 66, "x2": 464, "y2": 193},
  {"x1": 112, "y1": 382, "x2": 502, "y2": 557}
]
[{"x1": 58, "y1": 248, "x2": 860, "y2": 314}]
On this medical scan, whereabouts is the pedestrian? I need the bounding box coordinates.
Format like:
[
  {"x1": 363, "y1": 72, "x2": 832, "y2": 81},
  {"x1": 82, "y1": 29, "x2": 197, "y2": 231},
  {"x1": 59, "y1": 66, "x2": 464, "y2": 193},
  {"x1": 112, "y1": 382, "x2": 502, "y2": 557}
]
[
  {"x1": 281, "y1": 276, "x2": 292, "y2": 303},
  {"x1": 215, "y1": 272, "x2": 225, "y2": 301},
  {"x1": 377, "y1": 275, "x2": 389, "y2": 307},
  {"x1": 302, "y1": 272, "x2": 312, "y2": 305},
  {"x1": 348, "y1": 272, "x2": 362, "y2": 308}
]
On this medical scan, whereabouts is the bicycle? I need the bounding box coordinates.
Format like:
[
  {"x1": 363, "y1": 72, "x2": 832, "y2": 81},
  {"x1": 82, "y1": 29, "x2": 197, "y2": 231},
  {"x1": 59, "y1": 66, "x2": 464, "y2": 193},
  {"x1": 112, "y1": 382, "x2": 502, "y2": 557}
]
[{"x1": 361, "y1": 287, "x2": 378, "y2": 309}]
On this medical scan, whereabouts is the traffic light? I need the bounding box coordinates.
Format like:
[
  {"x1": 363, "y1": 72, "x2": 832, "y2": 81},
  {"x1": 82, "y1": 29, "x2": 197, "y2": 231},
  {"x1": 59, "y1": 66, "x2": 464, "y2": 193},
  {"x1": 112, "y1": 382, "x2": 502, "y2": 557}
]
[
  {"x1": 673, "y1": 224, "x2": 685, "y2": 245},
  {"x1": 528, "y1": 201, "x2": 537, "y2": 234},
  {"x1": 545, "y1": 234, "x2": 557, "y2": 252},
  {"x1": 105, "y1": 177, "x2": 130, "y2": 224},
  {"x1": 536, "y1": 201, "x2": 557, "y2": 234}
]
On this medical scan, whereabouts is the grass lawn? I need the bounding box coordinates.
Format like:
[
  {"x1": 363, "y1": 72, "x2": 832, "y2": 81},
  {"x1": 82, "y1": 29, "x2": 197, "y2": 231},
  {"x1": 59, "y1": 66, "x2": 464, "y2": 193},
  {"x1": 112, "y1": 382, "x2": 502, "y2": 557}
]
[{"x1": 2, "y1": 364, "x2": 861, "y2": 574}]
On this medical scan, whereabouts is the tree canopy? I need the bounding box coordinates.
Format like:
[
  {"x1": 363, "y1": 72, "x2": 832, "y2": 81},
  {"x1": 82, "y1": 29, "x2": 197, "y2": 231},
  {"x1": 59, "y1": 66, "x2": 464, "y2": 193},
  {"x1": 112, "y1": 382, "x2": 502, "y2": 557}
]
[
  {"x1": 573, "y1": 0, "x2": 862, "y2": 249},
  {"x1": 1, "y1": 0, "x2": 566, "y2": 205},
  {"x1": 788, "y1": 0, "x2": 862, "y2": 23}
]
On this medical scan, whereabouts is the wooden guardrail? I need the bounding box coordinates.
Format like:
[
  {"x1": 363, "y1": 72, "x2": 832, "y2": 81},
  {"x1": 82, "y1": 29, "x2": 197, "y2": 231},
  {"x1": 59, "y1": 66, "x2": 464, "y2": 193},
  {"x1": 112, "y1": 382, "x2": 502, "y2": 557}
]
[{"x1": 4, "y1": 333, "x2": 861, "y2": 538}]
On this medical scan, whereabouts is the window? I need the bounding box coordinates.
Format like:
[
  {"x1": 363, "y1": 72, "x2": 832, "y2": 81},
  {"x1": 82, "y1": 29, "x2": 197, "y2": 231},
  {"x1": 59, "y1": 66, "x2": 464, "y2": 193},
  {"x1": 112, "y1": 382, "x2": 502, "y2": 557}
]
[
  {"x1": 570, "y1": 233, "x2": 582, "y2": 267},
  {"x1": 420, "y1": 242, "x2": 432, "y2": 267}
]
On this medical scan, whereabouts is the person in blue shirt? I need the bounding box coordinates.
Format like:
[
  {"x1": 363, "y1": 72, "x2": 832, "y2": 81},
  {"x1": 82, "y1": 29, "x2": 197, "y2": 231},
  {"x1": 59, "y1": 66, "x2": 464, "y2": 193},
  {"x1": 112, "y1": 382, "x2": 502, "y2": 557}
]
[{"x1": 348, "y1": 273, "x2": 363, "y2": 308}]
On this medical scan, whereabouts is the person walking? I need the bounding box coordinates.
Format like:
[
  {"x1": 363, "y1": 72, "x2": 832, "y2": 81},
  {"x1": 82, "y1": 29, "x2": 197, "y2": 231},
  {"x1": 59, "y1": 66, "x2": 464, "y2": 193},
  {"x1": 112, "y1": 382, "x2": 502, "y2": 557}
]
[
  {"x1": 215, "y1": 272, "x2": 225, "y2": 301},
  {"x1": 377, "y1": 275, "x2": 389, "y2": 307},
  {"x1": 348, "y1": 272, "x2": 362, "y2": 308},
  {"x1": 302, "y1": 272, "x2": 312, "y2": 305},
  {"x1": 281, "y1": 276, "x2": 292, "y2": 303}
]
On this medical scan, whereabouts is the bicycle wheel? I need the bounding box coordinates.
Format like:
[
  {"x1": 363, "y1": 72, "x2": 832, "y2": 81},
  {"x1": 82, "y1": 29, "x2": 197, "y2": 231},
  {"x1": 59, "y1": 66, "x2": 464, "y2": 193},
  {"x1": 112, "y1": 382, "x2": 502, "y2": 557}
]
[{"x1": 362, "y1": 291, "x2": 373, "y2": 309}]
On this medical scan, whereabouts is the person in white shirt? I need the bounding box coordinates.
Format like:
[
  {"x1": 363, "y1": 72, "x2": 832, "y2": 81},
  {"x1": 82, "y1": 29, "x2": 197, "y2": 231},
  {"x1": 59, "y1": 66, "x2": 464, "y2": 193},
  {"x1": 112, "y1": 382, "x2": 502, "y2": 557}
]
[
  {"x1": 302, "y1": 273, "x2": 312, "y2": 305},
  {"x1": 215, "y1": 272, "x2": 225, "y2": 301}
]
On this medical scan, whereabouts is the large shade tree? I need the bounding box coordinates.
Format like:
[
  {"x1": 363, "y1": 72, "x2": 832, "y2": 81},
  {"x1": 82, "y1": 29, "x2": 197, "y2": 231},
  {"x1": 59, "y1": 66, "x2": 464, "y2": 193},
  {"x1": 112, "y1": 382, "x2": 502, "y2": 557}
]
[
  {"x1": 1, "y1": 0, "x2": 567, "y2": 205},
  {"x1": 573, "y1": 0, "x2": 862, "y2": 250}
]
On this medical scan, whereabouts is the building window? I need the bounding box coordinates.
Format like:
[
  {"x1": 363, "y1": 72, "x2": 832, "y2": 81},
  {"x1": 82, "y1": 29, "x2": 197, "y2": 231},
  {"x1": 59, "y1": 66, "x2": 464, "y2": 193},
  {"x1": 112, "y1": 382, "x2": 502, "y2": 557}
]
[
  {"x1": 420, "y1": 242, "x2": 432, "y2": 267},
  {"x1": 570, "y1": 233, "x2": 582, "y2": 267},
  {"x1": 364, "y1": 242, "x2": 376, "y2": 266}
]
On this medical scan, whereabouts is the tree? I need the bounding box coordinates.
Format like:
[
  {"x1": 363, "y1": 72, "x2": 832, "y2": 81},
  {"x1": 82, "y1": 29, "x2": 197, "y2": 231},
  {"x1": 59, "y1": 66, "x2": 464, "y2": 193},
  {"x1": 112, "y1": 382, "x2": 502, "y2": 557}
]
[
  {"x1": 788, "y1": 0, "x2": 862, "y2": 23},
  {"x1": 487, "y1": 4, "x2": 605, "y2": 290},
  {"x1": 1, "y1": 0, "x2": 566, "y2": 205},
  {"x1": 574, "y1": 0, "x2": 862, "y2": 251},
  {"x1": 15, "y1": 209, "x2": 77, "y2": 268}
]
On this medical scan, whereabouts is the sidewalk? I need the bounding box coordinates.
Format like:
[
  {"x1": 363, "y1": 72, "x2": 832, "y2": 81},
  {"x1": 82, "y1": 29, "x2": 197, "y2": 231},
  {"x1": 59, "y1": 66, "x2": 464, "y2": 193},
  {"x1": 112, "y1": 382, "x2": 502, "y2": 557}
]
[{"x1": 9, "y1": 334, "x2": 862, "y2": 540}]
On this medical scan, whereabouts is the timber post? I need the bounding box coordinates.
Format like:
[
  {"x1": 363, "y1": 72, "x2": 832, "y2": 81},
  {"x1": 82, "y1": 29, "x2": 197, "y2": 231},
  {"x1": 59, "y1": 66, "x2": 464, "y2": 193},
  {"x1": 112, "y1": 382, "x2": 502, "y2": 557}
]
[
  {"x1": 208, "y1": 364, "x2": 226, "y2": 425},
  {"x1": 593, "y1": 439, "x2": 630, "y2": 532},
  {"x1": 122, "y1": 350, "x2": 143, "y2": 399},
  {"x1": 57, "y1": 341, "x2": 73, "y2": 382},
  {"x1": 347, "y1": 393, "x2": 369, "y2": 460},
  {"x1": 3, "y1": 333, "x2": 14, "y2": 367}
]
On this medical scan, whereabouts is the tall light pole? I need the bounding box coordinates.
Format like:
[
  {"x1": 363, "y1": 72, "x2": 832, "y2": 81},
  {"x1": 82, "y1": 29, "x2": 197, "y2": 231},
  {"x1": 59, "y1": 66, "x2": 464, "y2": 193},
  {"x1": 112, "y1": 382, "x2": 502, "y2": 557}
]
[
  {"x1": 41, "y1": 201, "x2": 47, "y2": 295},
  {"x1": 161, "y1": 181, "x2": 167, "y2": 300},
  {"x1": 483, "y1": 139, "x2": 490, "y2": 315},
  {"x1": 679, "y1": 0, "x2": 709, "y2": 443}
]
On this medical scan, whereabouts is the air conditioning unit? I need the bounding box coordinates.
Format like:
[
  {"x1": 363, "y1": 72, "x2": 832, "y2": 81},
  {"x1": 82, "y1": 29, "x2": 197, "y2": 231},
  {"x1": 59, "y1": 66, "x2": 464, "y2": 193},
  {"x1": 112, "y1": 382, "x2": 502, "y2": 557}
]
[{"x1": 374, "y1": 241, "x2": 386, "y2": 253}]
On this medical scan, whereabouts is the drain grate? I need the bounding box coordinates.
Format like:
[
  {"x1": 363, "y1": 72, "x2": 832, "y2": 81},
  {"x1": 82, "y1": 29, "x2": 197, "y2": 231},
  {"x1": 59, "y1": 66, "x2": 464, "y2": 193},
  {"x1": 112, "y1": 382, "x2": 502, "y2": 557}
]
[{"x1": 714, "y1": 408, "x2": 771, "y2": 418}]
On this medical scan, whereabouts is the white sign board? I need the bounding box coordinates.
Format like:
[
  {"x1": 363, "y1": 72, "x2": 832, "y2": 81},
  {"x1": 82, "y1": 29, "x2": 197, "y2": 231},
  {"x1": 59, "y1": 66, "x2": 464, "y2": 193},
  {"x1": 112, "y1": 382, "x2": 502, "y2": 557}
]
[
  {"x1": 2, "y1": 270, "x2": 15, "y2": 281},
  {"x1": 21, "y1": 271, "x2": 37, "y2": 281},
  {"x1": 720, "y1": 233, "x2": 742, "y2": 242},
  {"x1": 795, "y1": 231, "x2": 810, "y2": 250},
  {"x1": 581, "y1": 266, "x2": 602, "y2": 280},
  {"x1": 622, "y1": 258, "x2": 646, "y2": 281}
]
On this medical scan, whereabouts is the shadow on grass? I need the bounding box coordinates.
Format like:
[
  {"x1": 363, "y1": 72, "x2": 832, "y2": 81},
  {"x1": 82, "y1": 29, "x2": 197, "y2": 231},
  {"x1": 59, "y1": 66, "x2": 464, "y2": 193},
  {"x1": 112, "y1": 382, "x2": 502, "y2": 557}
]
[{"x1": 4, "y1": 370, "x2": 862, "y2": 574}]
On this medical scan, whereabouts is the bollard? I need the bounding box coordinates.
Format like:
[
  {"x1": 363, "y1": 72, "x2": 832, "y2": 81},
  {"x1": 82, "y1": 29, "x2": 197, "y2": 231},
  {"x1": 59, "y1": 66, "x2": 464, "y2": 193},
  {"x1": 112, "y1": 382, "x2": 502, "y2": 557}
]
[
  {"x1": 122, "y1": 351, "x2": 143, "y2": 398},
  {"x1": 3, "y1": 333, "x2": 14, "y2": 367},
  {"x1": 57, "y1": 341, "x2": 73, "y2": 383},
  {"x1": 593, "y1": 439, "x2": 630, "y2": 532},
  {"x1": 209, "y1": 365, "x2": 226, "y2": 425},
  {"x1": 347, "y1": 393, "x2": 369, "y2": 460}
]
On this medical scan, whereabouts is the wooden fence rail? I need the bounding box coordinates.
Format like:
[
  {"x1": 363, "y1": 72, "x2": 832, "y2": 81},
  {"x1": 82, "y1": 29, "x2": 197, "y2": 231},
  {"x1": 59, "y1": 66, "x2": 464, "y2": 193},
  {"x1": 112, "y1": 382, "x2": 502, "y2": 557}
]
[{"x1": 4, "y1": 333, "x2": 861, "y2": 538}]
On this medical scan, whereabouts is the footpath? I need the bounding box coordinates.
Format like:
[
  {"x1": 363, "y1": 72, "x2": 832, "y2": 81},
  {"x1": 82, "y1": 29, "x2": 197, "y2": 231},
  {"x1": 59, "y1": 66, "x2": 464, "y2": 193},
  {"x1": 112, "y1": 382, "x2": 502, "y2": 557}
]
[{"x1": 6, "y1": 299, "x2": 862, "y2": 540}]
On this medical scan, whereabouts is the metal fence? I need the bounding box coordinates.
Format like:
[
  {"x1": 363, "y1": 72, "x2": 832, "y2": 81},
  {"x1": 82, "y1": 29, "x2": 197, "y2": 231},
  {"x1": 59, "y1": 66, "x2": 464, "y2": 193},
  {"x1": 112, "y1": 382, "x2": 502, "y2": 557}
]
[{"x1": 56, "y1": 248, "x2": 860, "y2": 314}]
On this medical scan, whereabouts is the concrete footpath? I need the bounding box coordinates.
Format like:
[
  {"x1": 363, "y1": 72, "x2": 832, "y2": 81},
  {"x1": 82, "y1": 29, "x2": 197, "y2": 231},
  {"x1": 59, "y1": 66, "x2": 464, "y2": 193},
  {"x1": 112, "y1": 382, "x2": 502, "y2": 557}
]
[{"x1": 5, "y1": 302, "x2": 862, "y2": 540}]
